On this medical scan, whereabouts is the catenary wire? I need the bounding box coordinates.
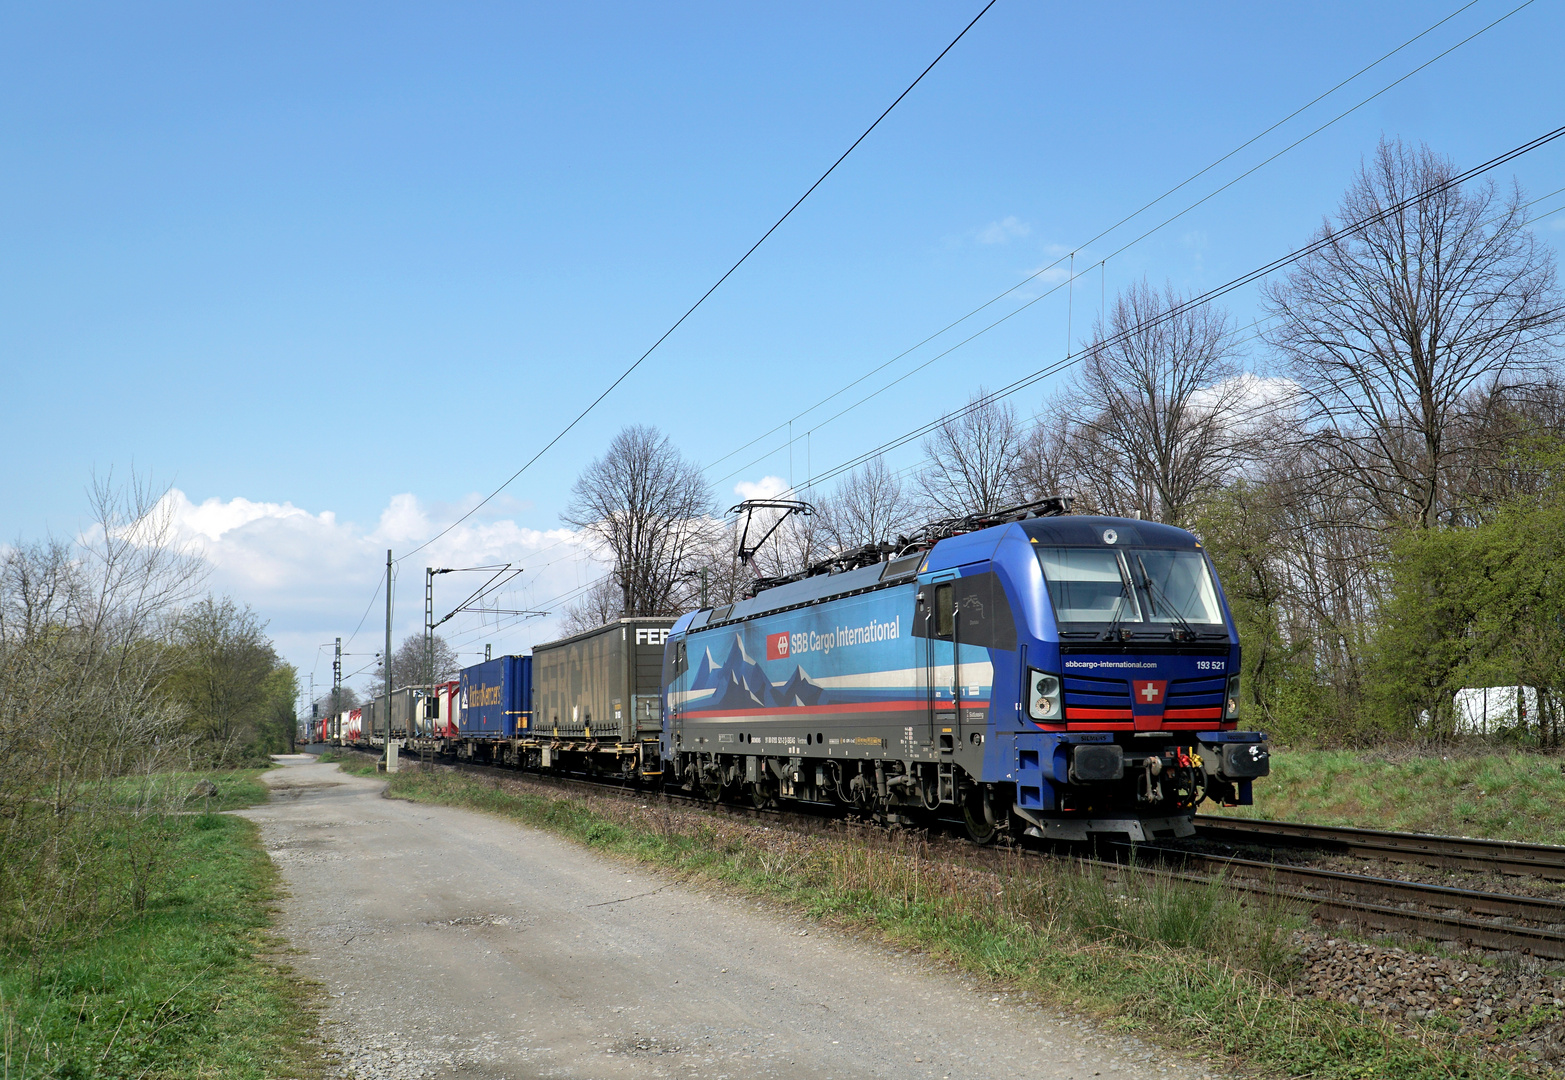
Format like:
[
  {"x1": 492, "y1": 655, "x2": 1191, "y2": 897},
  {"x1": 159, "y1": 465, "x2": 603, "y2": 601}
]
[
  {"x1": 713, "y1": 0, "x2": 1540, "y2": 487},
  {"x1": 338, "y1": 6, "x2": 1546, "y2": 672},
  {"x1": 392, "y1": 0, "x2": 999, "y2": 566},
  {"x1": 364, "y1": 1, "x2": 1527, "y2": 594},
  {"x1": 699, "y1": 0, "x2": 1508, "y2": 478},
  {"x1": 793, "y1": 124, "x2": 1565, "y2": 493}
]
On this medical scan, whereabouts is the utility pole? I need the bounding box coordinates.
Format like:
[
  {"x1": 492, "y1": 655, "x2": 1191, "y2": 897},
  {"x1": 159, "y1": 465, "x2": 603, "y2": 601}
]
[
  {"x1": 333, "y1": 637, "x2": 342, "y2": 714},
  {"x1": 384, "y1": 549, "x2": 397, "y2": 773},
  {"x1": 425, "y1": 568, "x2": 435, "y2": 692}
]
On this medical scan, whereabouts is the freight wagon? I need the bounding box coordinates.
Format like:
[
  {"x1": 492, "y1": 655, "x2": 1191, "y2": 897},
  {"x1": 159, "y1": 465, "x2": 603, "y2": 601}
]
[{"x1": 528, "y1": 618, "x2": 672, "y2": 777}]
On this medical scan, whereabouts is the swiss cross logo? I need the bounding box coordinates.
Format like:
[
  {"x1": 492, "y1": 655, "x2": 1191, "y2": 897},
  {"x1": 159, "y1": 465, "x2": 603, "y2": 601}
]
[
  {"x1": 766, "y1": 632, "x2": 790, "y2": 661},
  {"x1": 1133, "y1": 680, "x2": 1167, "y2": 706}
]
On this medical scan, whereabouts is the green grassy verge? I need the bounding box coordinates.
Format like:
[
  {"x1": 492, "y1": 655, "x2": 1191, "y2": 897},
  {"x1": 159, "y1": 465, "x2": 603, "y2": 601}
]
[
  {"x1": 1210, "y1": 749, "x2": 1565, "y2": 844},
  {"x1": 0, "y1": 772, "x2": 322, "y2": 1079},
  {"x1": 374, "y1": 766, "x2": 1529, "y2": 1079}
]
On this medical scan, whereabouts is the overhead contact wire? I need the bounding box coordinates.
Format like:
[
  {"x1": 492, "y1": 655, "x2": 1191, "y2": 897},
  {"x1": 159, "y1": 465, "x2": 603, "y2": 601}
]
[
  {"x1": 394, "y1": 0, "x2": 1000, "y2": 564},
  {"x1": 700, "y1": 0, "x2": 1502, "y2": 478}
]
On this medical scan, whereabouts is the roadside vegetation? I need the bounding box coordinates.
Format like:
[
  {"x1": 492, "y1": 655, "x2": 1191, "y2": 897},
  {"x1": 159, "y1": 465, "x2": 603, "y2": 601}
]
[
  {"x1": 1, "y1": 478, "x2": 320, "y2": 1076},
  {"x1": 367, "y1": 761, "x2": 1538, "y2": 1080},
  {"x1": 0, "y1": 776, "x2": 321, "y2": 1079},
  {"x1": 1211, "y1": 748, "x2": 1565, "y2": 845}
]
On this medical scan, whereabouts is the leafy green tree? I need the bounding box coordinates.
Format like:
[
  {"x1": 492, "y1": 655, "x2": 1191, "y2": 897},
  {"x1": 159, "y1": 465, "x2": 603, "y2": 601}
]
[
  {"x1": 166, "y1": 596, "x2": 279, "y2": 763},
  {"x1": 1194, "y1": 484, "x2": 1330, "y2": 743},
  {"x1": 262, "y1": 663, "x2": 300, "y2": 753},
  {"x1": 1371, "y1": 445, "x2": 1565, "y2": 743}
]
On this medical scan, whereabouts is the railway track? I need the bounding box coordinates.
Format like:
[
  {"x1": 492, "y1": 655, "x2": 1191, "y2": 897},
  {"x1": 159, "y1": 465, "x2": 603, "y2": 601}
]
[
  {"x1": 1195, "y1": 814, "x2": 1565, "y2": 880},
  {"x1": 334, "y1": 747, "x2": 1565, "y2": 959},
  {"x1": 1137, "y1": 844, "x2": 1565, "y2": 960}
]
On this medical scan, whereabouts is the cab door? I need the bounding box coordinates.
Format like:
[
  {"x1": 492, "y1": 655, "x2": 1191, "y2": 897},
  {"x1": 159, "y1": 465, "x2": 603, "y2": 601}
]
[
  {"x1": 920, "y1": 576, "x2": 959, "y2": 753},
  {"x1": 667, "y1": 638, "x2": 688, "y2": 752}
]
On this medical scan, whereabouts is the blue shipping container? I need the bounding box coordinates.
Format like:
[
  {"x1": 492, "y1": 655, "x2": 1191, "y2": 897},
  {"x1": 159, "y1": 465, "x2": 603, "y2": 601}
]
[{"x1": 459, "y1": 655, "x2": 532, "y2": 738}]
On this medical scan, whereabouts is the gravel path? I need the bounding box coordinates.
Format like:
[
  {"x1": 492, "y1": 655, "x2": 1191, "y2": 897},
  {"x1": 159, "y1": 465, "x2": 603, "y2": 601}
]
[{"x1": 242, "y1": 757, "x2": 1222, "y2": 1080}]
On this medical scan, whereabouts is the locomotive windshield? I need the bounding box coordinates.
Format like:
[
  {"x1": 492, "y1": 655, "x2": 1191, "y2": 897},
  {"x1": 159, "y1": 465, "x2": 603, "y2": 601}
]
[{"x1": 1035, "y1": 546, "x2": 1224, "y2": 627}]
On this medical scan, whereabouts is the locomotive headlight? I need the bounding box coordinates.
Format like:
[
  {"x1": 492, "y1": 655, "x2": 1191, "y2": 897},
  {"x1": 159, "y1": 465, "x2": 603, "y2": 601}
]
[
  {"x1": 1028, "y1": 670, "x2": 1063, "y2": 721},
  {"x1": 1225, "y1": 674, "x2": 1241, "y2": 719}
]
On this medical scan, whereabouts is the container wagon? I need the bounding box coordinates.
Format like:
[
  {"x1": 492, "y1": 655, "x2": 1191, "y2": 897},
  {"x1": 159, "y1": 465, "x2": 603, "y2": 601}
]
[
  {"x1": 529, "y1": 618, "x2": 674, "y2": 778},
  {"x1": 454, "y1": 655, "x2": 532, "y2": 759}
]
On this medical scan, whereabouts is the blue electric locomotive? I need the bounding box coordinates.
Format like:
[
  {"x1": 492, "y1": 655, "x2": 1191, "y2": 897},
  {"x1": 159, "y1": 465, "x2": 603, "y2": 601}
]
[{"x1": 662, "y1": 502, "x2": 1269, "y2": 841}]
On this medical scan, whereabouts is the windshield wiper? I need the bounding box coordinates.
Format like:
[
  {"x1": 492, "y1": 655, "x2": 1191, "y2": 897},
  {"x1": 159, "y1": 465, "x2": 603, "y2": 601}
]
[
  {"x1": 1136, "y1": 554, "x2": 1197, "y2": 642},
  {"x1": 1102, "y1": 554, "x2": 1137, "y2": 641}
]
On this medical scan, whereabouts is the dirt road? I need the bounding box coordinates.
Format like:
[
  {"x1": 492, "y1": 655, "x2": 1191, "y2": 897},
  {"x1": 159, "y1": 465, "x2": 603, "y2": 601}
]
[{"x1": 242, "y1": 756, "x2": 1217, "y2": 1080}]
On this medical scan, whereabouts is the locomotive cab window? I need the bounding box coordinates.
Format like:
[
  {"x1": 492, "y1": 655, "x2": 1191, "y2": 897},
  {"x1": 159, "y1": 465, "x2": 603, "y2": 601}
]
[{"x1": 1036, "y1": 546, "x2": 1224, "y2": 627}]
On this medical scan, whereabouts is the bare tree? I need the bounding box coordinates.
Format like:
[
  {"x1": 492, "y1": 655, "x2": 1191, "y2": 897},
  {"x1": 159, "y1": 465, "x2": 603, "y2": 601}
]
[
  {"x1": 563, "y1": 426, "x2": 716, "y2": 616},
  {"x1": 314, "y1": 685, "x2": 361, "y2": 717},
  {"x1": 0, "y1": 476, "x2": 205, "y2": 958},
  {"x1": 560, "y1": 577, "x2": 625, "y2": 636},
  {"x1": 1264, "y1": 138, "x2": 1563, "y2": 529},
  {"x1": 1015, "y1": 419, "x2": 1074, "y2": 506},
  {"x1": 1061, "y1": 281, "x2": 1250, "y2": 527},
  {"x1": 365, "y1": 631, "x2": 460, "y2": 696},
  {"x1": 918, "y1": 391, "x2": 1026, "y2": 517},
  {"x1": 816, "y1": 457, "x2": 921, "y2": 549}
]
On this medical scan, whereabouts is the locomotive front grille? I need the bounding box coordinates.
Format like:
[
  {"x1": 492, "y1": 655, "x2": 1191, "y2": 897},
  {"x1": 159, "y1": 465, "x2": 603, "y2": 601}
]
[{"x1": 1062, "y1": 674, "x2": 1131, "y2": 721}]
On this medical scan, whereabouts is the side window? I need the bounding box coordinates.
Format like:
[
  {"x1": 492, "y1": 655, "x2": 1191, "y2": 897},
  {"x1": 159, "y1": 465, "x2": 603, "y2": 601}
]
[{"x1": 935, "y1": 583, "x2": 955, "y2": 639}]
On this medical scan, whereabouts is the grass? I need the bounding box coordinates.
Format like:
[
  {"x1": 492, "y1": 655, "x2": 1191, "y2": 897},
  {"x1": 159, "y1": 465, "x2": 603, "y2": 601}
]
[
  {"x1": 0, "y1": 769, "x2": 322, "y2": 1079},
  {"x1": 371, "y1": 764, "x2": 1534, "y2": 1079},
  {"x1": 1210, "y1": 749, "x2": 1565, "y2": 844},
  {"x1": 113, "y1": 768, "x2": 274, "y2": 812}
]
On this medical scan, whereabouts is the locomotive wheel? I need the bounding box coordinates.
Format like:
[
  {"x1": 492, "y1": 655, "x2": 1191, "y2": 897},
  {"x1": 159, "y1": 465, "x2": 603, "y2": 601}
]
[{"x1": 962, "y1": 788, "x2": 999, "y2": 845}]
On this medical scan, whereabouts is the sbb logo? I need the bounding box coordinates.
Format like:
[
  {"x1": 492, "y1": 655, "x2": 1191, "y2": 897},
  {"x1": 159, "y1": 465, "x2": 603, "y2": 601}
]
[{"x1": 766, "y1": 632, "x2": 790, "y2": 660}]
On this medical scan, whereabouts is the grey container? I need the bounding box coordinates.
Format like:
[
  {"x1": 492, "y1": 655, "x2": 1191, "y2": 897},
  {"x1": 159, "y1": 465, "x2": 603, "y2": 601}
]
[
  {"x1": 531, "y1": 618, "x2": 674, "y2": 743},
  {"x1": 389, "y1": 687, "x2": 422, "y2": 736}
]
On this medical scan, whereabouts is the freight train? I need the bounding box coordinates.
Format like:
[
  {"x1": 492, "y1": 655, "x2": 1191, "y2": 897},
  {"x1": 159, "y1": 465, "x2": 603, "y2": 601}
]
[{"x1": 312, "y1": 500, "x2": 1270, "y2": 843}]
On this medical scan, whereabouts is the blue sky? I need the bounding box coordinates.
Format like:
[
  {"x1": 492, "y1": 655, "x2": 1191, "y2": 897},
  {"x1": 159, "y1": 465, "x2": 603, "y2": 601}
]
[{"x1": 3, "y1": 1, "x2": 1562, "y2": 698}]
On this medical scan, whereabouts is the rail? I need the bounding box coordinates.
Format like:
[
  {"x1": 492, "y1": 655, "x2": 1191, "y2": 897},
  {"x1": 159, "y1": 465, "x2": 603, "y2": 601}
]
[{"x1": 1195, "y1": 814, "x2": 1565, "y2": 880}]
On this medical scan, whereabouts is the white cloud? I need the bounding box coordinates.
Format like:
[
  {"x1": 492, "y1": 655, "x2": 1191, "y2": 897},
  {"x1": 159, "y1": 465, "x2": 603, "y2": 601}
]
[
  {"x1": 1189, "y1": 373, "x2": 1301, "y2": 434},
  {"x1": 976, "y1": 216, "x2": 1031, "y2": 244},
  {"x1": 733, "y1": 475, "x2": 791, "y2": 501},
  {"x1": 150, "y1": 489, "x2": 602, "y2": 697},
  {"x1": 1026, "y1": 265, "x2": 1070, "y2": 285}
]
